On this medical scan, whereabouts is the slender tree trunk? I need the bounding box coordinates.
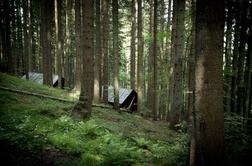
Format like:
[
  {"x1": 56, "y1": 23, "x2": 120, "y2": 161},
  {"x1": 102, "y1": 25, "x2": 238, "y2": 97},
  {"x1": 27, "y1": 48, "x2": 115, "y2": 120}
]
[
  {"x1": 24, "y1": 0, "x2": 32, "y2": 79},
  {"x1": 170, "y1": 0, "x2": 185, "y2": 129},
  {"x1": 137, "y1": 0, "x2": 143, "y2": 113},
  {"x1": 94, "y1": 0, "x2": 101, "y2": 103},
  {"x1": 112, "y1": 0, "x2": 120, "y2": 111},
  {"x1": 151, "y1": 0, "x2": 158, "y2": 120},
  {"x1": 75, "y1": 0, "x2": 81, "y2": 91},
  {"x1": 130, "y1": 0, "x2": 136, "y2": 90},
  {"x1": 165, "y1": 0, "x2": 172, "y2": 121},
  {"x1": 65, "y1": 0, "x2": 73, "y2": 88},
  {"x1": 244, "y1": 28, "x2": 252, "y2": 132},
  {"x1": 147, "y1": 0, "x2": 153, "y2": 112},
  {"x1": 41, "y1": 0, "x2": 52, "y2": 86},
  {"x1": 231, "y1": 1, "x2": 240, "y2": 113},
  {"x1": 189, "y1": 1, "x2": 196, "y2": 165},
  {"x1": 237, "y1": 1, "x2": 248, "y2": 125},
  {"x1": 55, "y1": 0, "x2": 63, "y2": 88},
  {"x1": 102, "y1": 0, "x2": 109, "y2": 104},
  {"x1": 72, "y1": 0, "x2": 94, "y2": 119},
  {"x1": 3, "y1": 0, "x2": 13, "y2": 74},
  {"x1": 223, "y1": 0, "x2": 233, "y2": 112},
  {"x1": 193, "y1": 0, "x2": 225, "y2": 165}
]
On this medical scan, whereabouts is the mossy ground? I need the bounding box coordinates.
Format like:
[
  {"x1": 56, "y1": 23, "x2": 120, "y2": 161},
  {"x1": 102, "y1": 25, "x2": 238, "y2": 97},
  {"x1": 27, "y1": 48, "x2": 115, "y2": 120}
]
[{"x1": 0, "y1": 72, "x2": 189, "y2": 166}]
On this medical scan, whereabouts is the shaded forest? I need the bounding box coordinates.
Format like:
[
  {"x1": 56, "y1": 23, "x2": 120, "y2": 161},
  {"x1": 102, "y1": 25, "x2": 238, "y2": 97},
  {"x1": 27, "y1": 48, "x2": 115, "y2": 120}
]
[{"x1": 0, "y1": 0, "x2": 252, "y2": 165}]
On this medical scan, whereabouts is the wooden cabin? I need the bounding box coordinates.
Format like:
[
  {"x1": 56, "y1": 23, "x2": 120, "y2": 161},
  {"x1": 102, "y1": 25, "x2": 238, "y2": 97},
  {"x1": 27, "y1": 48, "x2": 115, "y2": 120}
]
[
  {"x1": 107, "y1": 86, "x2": 137, "y2": 112},
  {"x1": 22, "y1": 72, "x2": 64, "y2": 88}
]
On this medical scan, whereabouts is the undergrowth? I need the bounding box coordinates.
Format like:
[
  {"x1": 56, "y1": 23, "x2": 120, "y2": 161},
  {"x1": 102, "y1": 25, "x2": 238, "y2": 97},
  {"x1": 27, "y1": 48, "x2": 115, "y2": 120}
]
[{"x1": 0, "y1": 73, "x2": 189, "y2": 166}]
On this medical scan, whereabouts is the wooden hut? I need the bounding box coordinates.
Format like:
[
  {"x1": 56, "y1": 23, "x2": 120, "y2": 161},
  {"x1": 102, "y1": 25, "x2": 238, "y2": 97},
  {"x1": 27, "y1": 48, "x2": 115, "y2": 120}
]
[
  {"x1": 107, "y1": 86, "x2": 137, "y2": 112},
  {"x1": 22, "y1": 72, "x2": 64, "y2": 88}
]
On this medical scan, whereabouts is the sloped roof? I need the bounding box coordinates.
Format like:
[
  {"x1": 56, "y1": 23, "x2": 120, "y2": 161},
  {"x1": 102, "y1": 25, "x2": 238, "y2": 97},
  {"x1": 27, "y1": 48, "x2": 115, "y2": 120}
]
[
  {"x1": 22, "y1": 72, "x2": 58, "y2": 85},
  {"x1": 108, "y1": 86, "x2": 135, "y2": 105}
]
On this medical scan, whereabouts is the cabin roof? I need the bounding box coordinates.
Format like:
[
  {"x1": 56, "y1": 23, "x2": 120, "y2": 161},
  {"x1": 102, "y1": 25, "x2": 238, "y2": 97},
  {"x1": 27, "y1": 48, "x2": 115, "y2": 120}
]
[
  {"x1": 108, "y1": 86, "x2": 136, "y2": 105},
  {"x1": 22, "y1": 72, "x2": 58, "y2": 85}
]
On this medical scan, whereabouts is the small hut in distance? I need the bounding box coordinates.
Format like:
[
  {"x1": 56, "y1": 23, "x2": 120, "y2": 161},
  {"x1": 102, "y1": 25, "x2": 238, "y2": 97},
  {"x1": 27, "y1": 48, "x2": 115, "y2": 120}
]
[
  {"x1": 107, "y1": 86, "x2": 137, "y2": 112},
  {"x1": 22, "y1": 72, "x2": 64, "y2": 88}
]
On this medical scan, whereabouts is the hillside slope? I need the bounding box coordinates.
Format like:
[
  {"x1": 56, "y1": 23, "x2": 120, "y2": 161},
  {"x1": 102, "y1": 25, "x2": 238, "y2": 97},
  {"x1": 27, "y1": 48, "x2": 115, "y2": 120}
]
[{"x1": 0, "y1": 73, "x2": 189, "y2": 166}]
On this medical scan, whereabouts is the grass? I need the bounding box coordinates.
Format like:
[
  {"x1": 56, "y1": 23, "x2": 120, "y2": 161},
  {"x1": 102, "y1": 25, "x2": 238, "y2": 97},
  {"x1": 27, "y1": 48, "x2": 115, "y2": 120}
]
[{"x1": 0, "y1": 72, "x2": 190, "y2": 166}]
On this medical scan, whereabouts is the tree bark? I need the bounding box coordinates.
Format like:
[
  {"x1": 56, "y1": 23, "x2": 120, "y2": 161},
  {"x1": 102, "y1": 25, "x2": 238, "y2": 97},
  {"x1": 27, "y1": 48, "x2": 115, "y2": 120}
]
[
  {"x1": 72, "y1": 0, "x2": 94, "y2": 119},
  {"x1": 152, "y1": 0, "x2": 158, "y2": 120},
  {"x1": 55, "y1": 0, "x2": 63, "y2": 88},
  {"x1": 94, "y1": 0, "x2": 101, "y2": 103},
  {"x1": 137, "y1": 0, "x2": 143, "y2": 113},
  {"x1": 102, "y1": 0, "x2": 109, "y2": 104},
  {"x1": 112, "y1": 0, "x2": 120, "y2": 111},
  {"x1": 41, "y1": 0, "x2": 52, "y2": 86},
  {"x1": 130, "y1": 0, "x2": 136, "y2": 90},
  {"x1": 75, "y1": 0, "x2": 81, "y2": 91},
  {"x1": 170, "y1": 0, "x2": 185, "y2": 129},
  {"x1": 194, "y1": 0, "x2": 225, "y2": 165}
]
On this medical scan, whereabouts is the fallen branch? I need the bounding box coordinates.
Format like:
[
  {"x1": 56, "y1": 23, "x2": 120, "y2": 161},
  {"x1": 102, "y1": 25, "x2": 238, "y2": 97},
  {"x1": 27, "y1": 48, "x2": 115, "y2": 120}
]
[{"x1": 0, "y1": 86, "x2": 111, "y2": 109}]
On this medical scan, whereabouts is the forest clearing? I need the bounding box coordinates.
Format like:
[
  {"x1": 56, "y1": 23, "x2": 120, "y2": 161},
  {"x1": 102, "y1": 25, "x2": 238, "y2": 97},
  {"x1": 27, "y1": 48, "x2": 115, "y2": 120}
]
[{"x1": 1, "y1": 0, "x2": 252, "y2": 165}]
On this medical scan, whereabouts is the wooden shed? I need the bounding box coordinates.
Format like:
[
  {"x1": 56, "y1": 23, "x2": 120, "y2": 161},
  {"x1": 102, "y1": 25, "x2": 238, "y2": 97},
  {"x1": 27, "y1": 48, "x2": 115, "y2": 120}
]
[
  {"x1": 107, "y1": 86, "x2": 137, "y2": 112},
  {"x1": 22, "y1": 72, "x2": 64, "y2": 88}
]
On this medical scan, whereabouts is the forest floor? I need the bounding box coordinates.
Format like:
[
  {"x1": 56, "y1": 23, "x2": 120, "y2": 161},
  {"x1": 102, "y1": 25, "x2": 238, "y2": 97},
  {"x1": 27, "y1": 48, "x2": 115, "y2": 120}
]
[{"x1": 0, "y1": 72, "x2": 189, "y2": 166}]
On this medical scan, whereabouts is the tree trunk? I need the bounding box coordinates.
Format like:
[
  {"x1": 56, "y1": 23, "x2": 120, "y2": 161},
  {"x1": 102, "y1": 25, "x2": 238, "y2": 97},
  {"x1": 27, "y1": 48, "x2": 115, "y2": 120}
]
[
  {"x1": 189, "y1": 1, "x2": 196, "y2": 165},
  {"x1": 152, "y1": 0, "x2": 158, "y2": 120},
  {"x1": 55, "y1": 0, "x2": 63, "y2": 88},
  {"x1": 75, "y1": 0, "x2": 81, "y2": 91},
  {"x1": 193, "y1": 0, "x2": 224, "y2": 165},
  {"x1": 41, "y1": 0, "x2": 52, "y2": 86},
  {"x1": 72, "y1": 0, "x2": 94, "y2": 119},
  {"x1": 130, "y1": 0, "x2": 136, "y2": 90},
  {"x1": 231, "y1": 1, "x2": 240, "y2": 113},
  {"x1": 147, "y1": 0, "x2": 153, "y2": 112},
  {"x1": 244, "y1": 27, "x2": 252, "y2": 132},
  {"x1": 170, "y1": 0, "x2": 185, "y2": 129},
  {"x1": 137, "y1": 0, "x2": 143, "y2": 113},
  {"x1": 223, "y1": 0, "x2": 233, "y2": 112},
  {"x1": 24, "y1": 0, "x2": 32, "y2": 79},
  {"x1": 112, "y1": 0, "x2": 119, "y2": 111},
  {"x1": 3, "y1": 0, "x2": 13, "y2": 74},
  {"x1": 94, "y1": 0, "x2": 101, "y2": 103},
  {"x1": 102, "y1": 0, "x2": 109, "y2": 104},
  {"x1": 165, "y1": 0, "x2": 172, "y2": 121}
]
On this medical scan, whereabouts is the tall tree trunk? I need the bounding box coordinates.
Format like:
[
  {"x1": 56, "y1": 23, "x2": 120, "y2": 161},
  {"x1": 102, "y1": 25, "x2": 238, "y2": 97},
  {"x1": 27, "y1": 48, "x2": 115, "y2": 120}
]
[
  {"x1": 3, "y1": 0, "x2": 13, "y2": 74},
  {"x1": 147, "y1": 0, "x2": 153, "y2": 112},
  {"x1": 75, "y1": 0, "x2": 81, "y2": 91},
  {"x1": 193, "y1": 0, "x2": 225, "y2": 165},
  {"x1": 189, "y1": 1, "x2": 196, "y2": 165},
  {"x1": 223, "y1": 0, "x2": 233, "y2": 112},
  {"x1": 102, "y1": 0, "x2": 109, "y2": 104},
  {"x1": 159, "y1": 0, "x2": 166, "y2": 120},
  {"x1": 41, "y1": 0, "x2": 52, "y2": 86},
  {"x1": 24, "y1": 0, "x2": 32, "y2": 79},
  {"x1": 151, "y1": 0, "x2": 158, "y2": 120},
  {"x1": 112, "y1": 0, "x2": 119, "y2": 111},
  {"x1": 165, "y1": 0, "x2": 172, "y2": 121},
  {"x1": 72, "y1": 0, "x2": 94, "y2": 119},
  {"x1": 137, "y1": 0, "x2": 143, "y2": 113},
  {"x1": 94, "y1": 0, "x2": 101, "y2": 103},
  {"x1": 237, "y1": 1, "x2": 248, "y2": 125},
  {"x1": 65, "y1": 0, "x2": 73, "y2": 88},
  {"x1": 55, "y1": 0, "x2": 63, "y2": 88},
  {"x1": 170, "y1": 0, "x2": 185, "y2": 129},
  {"x1": 130, "y1": 0, "x2": 136, "y2": 90},
  {"x1": 231, "y1": 1, "x2": 240, "y2": 113},
  {"x1": 244, "y1": 27, "x2": 252, "y2": 132}
]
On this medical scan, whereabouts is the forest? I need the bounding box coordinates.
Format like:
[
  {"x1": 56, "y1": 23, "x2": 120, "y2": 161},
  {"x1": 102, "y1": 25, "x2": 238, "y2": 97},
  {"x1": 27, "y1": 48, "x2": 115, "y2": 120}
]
[{"x1": 0, "y1": 0, "x2": 252, "y2": 165}]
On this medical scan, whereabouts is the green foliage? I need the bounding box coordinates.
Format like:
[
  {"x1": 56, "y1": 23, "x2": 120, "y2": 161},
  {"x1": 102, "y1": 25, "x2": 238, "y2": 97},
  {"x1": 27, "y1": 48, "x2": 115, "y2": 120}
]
[
  {"x1": 0, "y1": 73, "x2": 190, "y2": 165},
  {"x1": 224, "y1": 113, "x2": 252, "y2": 166}
]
